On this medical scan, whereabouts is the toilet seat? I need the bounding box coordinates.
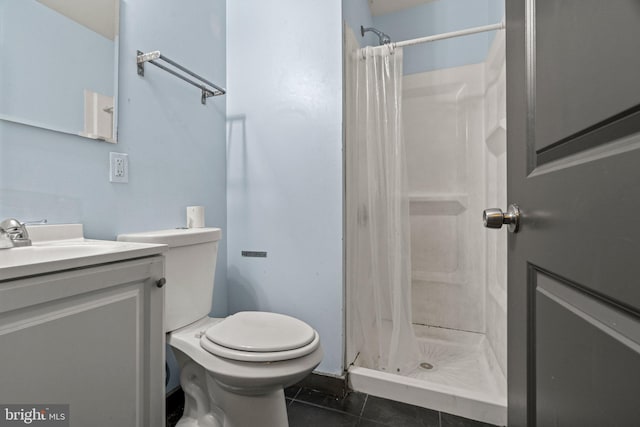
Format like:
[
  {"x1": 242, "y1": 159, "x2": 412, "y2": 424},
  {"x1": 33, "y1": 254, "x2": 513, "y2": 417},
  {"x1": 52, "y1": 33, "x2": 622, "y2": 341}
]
[
  {"x1": 200, "y1": 311, "x2": 320, "y2": 362},
  {"x1": 200, "y1": 330, "x2": 320, "y2": 362}
]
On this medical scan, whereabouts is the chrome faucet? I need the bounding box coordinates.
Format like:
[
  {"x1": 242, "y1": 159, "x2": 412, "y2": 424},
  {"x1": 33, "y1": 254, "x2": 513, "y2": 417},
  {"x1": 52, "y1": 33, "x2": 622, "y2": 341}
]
[
  {"x1": 0, "y1": 218, "x2": 34, "y2": 249},
  {"x1": 0, "y1": 227, "x2": 12, "y2": 249}
]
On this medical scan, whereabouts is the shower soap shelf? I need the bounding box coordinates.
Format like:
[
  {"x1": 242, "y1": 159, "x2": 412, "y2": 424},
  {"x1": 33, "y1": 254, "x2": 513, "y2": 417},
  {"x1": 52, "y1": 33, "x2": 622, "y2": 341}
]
[
  {"x1": 409, "y1": 194, "x2": 468, "y2": 216},
  {"x1": 137, "y1": 50, "x2": 226, "y2": 105},
  {"x1": 486, "y1": 118, "x2": 507, "y2": 156}
]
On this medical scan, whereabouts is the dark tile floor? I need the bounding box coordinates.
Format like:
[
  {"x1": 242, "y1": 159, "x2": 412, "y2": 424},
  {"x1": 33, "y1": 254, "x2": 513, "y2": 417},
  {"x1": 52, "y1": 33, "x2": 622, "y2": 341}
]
[{"x1": 167, "y1": 386, "x2": 501, "y2": 427}]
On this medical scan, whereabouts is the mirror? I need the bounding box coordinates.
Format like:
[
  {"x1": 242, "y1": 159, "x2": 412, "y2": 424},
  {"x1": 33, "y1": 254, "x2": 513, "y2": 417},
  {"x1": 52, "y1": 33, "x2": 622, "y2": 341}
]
[{"x1": 0, "y1": 0, "x2": 119, "y2": 143}]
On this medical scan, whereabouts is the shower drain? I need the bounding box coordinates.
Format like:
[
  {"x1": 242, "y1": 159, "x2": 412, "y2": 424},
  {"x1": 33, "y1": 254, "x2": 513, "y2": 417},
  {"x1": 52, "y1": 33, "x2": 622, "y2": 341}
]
[{"x1": 419, "y1": 362, "x2": 434, "y2": 370}]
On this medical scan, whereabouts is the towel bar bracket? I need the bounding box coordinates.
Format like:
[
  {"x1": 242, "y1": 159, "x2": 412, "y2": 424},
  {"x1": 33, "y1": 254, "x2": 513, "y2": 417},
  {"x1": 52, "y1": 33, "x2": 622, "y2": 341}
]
[{"x1": 136, "y1": 50, "x2": 226, "y2": 105}]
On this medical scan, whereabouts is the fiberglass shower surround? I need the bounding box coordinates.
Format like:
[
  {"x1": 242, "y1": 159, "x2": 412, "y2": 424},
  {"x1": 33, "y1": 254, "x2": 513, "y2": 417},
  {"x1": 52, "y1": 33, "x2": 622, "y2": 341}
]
[
  {"x1": 345, "y1": 19, "x2": 508, "y2": 426},
  {"x1": 347, "y1": 17, "x2": 506, "y2": 376}
]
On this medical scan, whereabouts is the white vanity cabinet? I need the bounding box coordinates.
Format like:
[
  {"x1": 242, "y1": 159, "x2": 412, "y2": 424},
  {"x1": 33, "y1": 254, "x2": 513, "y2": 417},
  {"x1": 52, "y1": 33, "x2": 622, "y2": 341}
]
[{"x1": 0, "y1": 249, "x2": 166, "y2": 426}]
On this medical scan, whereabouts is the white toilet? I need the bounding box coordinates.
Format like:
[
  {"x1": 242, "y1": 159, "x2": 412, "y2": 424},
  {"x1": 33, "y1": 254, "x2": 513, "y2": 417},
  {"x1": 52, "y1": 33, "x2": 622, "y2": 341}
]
[{"x1": 117, "y1": 228, "x2": 323, "y2": 427}]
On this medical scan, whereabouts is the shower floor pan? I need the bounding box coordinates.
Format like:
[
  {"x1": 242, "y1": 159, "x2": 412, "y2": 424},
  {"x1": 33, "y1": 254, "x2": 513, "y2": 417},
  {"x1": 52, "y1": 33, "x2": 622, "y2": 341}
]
[{"x1": 348, "y1": 325, "x2": 507, "y2": 426}]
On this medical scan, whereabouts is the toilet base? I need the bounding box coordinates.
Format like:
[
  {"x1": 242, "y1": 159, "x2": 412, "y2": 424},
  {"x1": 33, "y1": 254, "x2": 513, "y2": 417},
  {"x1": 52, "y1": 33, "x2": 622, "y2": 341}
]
[{"x1": 175, "y1": 358, "x2": 289, "y2": 427}]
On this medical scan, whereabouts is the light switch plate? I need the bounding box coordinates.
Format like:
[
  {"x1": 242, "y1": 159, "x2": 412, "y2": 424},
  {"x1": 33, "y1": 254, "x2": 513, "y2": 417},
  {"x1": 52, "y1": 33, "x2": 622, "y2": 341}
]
[{"x1": 109, "y1": 152, "x2": 128, "y2": 183}]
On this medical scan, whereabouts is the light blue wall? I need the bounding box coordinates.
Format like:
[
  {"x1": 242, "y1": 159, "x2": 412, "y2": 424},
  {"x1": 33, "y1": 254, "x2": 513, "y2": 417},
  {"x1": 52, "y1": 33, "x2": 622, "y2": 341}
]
[
  {"x1": 0, "y1": 1, "x2": 113, "y2": 134},
  {"x1": 0, "y1": 0, "x2": 228, "y2": 390},
  {"x1": 488, "y1": 0, "x2": 505, "y2": 29},
  {"x1": 342, "y1": 0, "x2": 376, "y2": 47},
  {"x1": 372, "y1": 0, "x2": 504, "y2": 74},
  {"x1": 227, "y1": 0, "x2": 344, "y2": 375}
]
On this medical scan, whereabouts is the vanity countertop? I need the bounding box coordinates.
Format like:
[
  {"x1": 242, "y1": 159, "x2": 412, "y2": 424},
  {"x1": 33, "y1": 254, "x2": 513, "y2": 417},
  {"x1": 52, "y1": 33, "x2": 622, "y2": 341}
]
[{"x1": 0, "y1": 224, "x2": 167, "y2": 282}]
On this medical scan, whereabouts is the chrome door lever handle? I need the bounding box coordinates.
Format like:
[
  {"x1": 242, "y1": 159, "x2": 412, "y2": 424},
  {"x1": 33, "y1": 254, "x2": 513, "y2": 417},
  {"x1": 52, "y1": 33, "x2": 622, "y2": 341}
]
[{"x1": 483, "y1": 204, "x2": 521, "y2": 233}]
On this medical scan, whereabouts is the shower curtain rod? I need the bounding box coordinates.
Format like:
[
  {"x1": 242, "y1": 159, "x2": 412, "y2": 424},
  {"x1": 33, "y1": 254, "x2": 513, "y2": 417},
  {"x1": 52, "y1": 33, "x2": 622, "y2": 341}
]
[{"x1": 391, "y1": 21, "x2": 505, "y2": 49}]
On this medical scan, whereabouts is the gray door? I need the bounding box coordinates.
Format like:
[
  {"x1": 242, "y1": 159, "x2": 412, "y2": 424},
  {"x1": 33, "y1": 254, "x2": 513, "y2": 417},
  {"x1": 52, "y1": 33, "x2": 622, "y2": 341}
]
[{"x1": 505, "y1": 1, "x2": 640, "y2": 426}]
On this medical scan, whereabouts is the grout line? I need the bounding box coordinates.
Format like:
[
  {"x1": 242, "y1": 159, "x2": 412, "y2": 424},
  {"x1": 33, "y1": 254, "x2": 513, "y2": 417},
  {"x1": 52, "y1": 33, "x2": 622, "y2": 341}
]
[
  {"x1": 359, "y1": 394, "x2": 368, "y2": 418},
  {"x1": 291, "y1": 387, "x2": 301, "y2": 400},
  {"x1": 290, "y1": 399, "x2": 360, "y2": 419},
  {"x1": 286, "y1": 387, "x2": 301, "y2": 406},
  {"x1": 438, "y1": 411, "x2": 442, "y2": 427}
]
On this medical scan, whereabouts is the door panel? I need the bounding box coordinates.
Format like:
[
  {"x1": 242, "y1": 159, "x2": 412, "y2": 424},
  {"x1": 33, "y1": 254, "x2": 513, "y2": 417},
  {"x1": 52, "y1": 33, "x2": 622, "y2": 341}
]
[
  {"x1": 535, "y1": 0, "x2": 640, "y2": 153},
  {"x1": 525, "y1": 146, "x2": 640, "y2": 309},
  {"x1": 507, "y1": 1, "x2": 640, "y2": 425},
  {"x1": 0, "y1": 287, "x2": 143, "y2": 426},
  {"x1": 535, "y1": 271, "x2": 640, "y2": 426}
]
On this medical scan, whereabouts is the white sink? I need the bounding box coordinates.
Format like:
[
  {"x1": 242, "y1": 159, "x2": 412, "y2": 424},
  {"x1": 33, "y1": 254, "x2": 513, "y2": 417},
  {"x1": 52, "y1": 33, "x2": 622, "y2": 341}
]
[{"x1": 0, "y1": 224, "x2": 166, "y2": 281}]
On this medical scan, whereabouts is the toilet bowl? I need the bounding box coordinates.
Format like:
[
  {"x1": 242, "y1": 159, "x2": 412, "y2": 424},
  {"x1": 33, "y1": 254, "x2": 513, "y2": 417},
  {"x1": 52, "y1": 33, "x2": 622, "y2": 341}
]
[
  {"x1": 170, "y1": 315, "x2": 323, "y2": 427},
  {"x1": 117, "y1": 228, "x2": 322, "y2": 427}
]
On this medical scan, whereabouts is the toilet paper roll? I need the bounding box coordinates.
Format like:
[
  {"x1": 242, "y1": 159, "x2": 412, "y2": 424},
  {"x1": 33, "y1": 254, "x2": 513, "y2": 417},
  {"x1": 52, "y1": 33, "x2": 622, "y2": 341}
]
[{"x1": 186, "y1": 206, "x2": 205, "y2": 228}]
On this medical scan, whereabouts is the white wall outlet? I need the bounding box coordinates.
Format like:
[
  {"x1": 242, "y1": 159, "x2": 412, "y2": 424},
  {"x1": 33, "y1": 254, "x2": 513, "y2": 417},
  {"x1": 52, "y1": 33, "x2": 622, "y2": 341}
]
[{"x1": 109, "y1": 152, "x2": 129, "y2": 183}]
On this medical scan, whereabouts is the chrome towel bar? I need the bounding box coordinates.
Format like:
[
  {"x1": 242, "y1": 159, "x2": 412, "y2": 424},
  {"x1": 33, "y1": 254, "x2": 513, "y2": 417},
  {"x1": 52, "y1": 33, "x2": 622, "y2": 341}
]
[{"x1": 136, "y1": 50, "x2": 226, "y2": 105}]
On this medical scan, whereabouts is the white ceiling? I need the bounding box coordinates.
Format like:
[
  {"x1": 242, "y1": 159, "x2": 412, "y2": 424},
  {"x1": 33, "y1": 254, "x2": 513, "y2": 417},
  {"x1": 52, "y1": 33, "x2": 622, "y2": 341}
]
[
  {"x1": 36, "y1": 0, "x2": 118, "y2": 40},
  {"x1": 369, "y1": 0, "x2": 435, "y2": 17}
]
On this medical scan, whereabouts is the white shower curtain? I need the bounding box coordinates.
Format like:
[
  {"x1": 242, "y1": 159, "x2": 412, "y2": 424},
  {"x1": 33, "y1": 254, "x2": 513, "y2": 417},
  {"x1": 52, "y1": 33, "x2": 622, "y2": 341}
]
[{"x1": 346, "y1": 44, "x2": 421, "y2": 374}]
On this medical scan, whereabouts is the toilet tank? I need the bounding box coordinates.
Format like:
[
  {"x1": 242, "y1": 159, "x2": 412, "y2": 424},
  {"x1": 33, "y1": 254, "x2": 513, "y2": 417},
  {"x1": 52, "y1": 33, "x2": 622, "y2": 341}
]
[{"x1": 117, "y1": 228, "x2": 221, "y2": 332}]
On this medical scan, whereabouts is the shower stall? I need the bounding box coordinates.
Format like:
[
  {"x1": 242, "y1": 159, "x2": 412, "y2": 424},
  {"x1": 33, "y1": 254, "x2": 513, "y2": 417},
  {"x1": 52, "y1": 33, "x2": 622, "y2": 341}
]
[{"x1": 343, "y1": 6, "x2": 507, "y2": 426}]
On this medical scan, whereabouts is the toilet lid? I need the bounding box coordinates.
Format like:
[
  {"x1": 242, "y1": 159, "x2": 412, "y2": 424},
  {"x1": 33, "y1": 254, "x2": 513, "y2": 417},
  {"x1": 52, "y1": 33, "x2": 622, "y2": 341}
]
[{"x1": 204, "y1": 311, "x2": 316, "y2": 352}]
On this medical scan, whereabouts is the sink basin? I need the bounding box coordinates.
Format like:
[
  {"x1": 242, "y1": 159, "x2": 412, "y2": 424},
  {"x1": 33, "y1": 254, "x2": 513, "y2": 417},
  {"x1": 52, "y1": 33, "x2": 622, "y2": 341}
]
[{"x1": 0, "y1": 224, "x2": 166, "y2": 281}]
